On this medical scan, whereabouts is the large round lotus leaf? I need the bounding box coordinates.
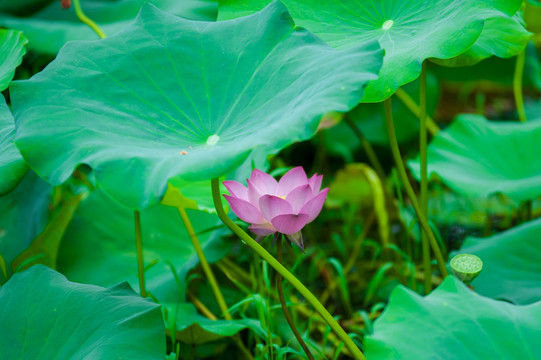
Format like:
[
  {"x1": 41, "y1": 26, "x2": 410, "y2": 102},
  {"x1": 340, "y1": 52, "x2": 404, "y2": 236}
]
[
  {"x1": 0, "y1": 265, "x2": 165, "y2": 359},
  {"x1": 0, "y1": 29, "x2": 27, "y2": 91},
  {"x1": 219, "y1": 0, "x2": 522, "y2": 102},
  {"x1": 0, "y1": 172, "x2": 50, "y2": 281},
  {"x1": 57, "y1": 189, "x2": 231, "y2": 302},
  {"x1": 164, "y1": 303, "x2": 266, "y2": 345},
  {"x1": 455, "y1": 218, "x2": 541, "y2": 305},
  {"x1": 432, "y1": 13, "x2": 531, "y2": 67},
  {"x1": 364, "y1": 276, "x2": 541, "y2": 359},
  {"x1": 0, "y1": 0, "x2": 217, "y2": 55},
  {"x1": 408, "y1": 115, "x2": 541, "y2": 203},
  {"x1": 0, "y1": 95, "x2": 28, "y2": 195},
  {"x1": 11, "y1": 1, "x2": 383, "y2": 210}
]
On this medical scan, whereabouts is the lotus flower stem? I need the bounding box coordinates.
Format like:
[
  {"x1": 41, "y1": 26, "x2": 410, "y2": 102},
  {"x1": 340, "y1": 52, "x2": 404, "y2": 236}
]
[
  {"x1": 73, "y1": 0, "x2": 106, "y2": 39},
  {"x1": 383, "y1": 98, "x2": 448, "y2": 278},
  {"x1": 134, "y1": 210, "x2": 147, "y2": 297},
  {"x1": 276, "y1": 238, "x2": 315, "y2": 360},
  {"x1": 419, "y1": 63, "x2": 432, "y2": 294},
  {"x1": 176, "y1": 206, "x2": 232, "y2": 320},
  {"x1": 211, "y1": 178, "x2": 366, "y2": 360},
  {"x1": 513, "y1": 49, "x2": 527, "y2": 123}
]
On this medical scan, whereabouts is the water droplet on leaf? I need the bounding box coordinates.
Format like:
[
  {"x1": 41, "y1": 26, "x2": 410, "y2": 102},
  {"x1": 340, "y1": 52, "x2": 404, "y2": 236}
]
[{"x1": 207, "y1": 134, "x2": 220, "y2": 145}]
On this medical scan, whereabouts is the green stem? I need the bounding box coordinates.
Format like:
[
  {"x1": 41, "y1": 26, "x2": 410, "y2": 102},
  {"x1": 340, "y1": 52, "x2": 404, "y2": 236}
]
[
  {"x1": 419, "y1": 63, "x2": 432, "y2": 294},
  {"x1": 134, "y1": 210, "x2": 147, "y2": 297},
  {"x1": 383, "y1": 98, "x2": 448, "y2": 278},
  {"x1": 177, "y1": 206, "x2": 232, "y2": 320},
  {"x1": 211, "y1": 179, "x2": 365, "y2": 360},
  {"x1": 514, "y1": 49, "x2": 527, "y2": 123},
  {"x1": 276, "y1": 239, "x2": 315, "y2": 360},
  {"x1": 344, "y1": 115, "x2": 386, "y2": 181},
  {"x1": 395, "y1": 88, "x2": 440, "y2": 135},
  {"x1": 73, "y1": 0, "x2": 106, "y2": 39}
]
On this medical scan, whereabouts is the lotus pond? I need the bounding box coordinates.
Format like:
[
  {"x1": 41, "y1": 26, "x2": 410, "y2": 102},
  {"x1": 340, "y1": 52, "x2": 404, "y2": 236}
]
[{"x1": 1, "y1": 0, "x2": 541, "y2": 359}]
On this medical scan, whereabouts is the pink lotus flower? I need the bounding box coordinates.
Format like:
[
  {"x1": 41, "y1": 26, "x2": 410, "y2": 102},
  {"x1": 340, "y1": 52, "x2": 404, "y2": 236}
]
[{"x1": 223, "y1": 167, "x2": 329, "y2": 251}]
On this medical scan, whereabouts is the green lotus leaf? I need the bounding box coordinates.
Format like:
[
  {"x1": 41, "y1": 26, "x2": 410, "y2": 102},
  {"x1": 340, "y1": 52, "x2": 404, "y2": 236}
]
[
  {"x1": 455, "y1": 218, "x2": 541, "y2": 305},
  {"x1": 0, "y1": 29, "x2": 27, "y2": 91},
  {"x1": 0, "y1": 265, "x2": 165, "y2": 359},
  {"x1": 0, "y1": 95, "x2": 28, "y2": 195},
  {"x1": 12, "y1": 2, "x2": 383, "y2": 210},
  {"x1": 57, "y1": 189, "x2": 231, "y2": 302},
  {"x1": 0, "y1": 171, "x2": 51, "y2": 282},
  {"x1": 432, "y1": 13, "x2": 531, "y2": 67},
  {"x1": 408, "y1": 115, "x2": 541, "y2": 203},
  {"x1": 219, "y1": 0, "x2": 522, "y2": 102},
  {"x1": 164, "y1": 303, "x2": 266, "y2": 345},
  {"x1": 364, "y1": 276, "x2": 541, "y2": 359},
  {"x1": 0, "y1": 0, "x2": 217, "y2": 55}
]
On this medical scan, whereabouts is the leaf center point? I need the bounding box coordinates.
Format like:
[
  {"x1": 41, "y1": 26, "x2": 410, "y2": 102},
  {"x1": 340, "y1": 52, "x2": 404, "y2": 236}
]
[
  {"x1": 206, "y1": 134, "x2": 220, "y2": 146},
  {"x1": 382, "y1": 20, "x2": 394, "y2": 31}
]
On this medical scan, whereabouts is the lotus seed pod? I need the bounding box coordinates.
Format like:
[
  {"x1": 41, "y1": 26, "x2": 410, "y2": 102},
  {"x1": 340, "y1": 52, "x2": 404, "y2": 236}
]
[{"x1": 450, "y1": 254, "x2": 483, "y2": 285}]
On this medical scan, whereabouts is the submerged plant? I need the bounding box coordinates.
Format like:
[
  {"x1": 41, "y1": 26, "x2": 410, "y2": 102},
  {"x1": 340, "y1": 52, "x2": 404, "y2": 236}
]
[{"x1": 223, "y1": 167, "x2": 328, "y2": 251}]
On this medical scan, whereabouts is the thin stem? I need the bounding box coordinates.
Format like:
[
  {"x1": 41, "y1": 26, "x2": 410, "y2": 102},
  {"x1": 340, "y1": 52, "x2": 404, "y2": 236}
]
[
  {"x1": 276, "y1": 239, "x2": 315, "y2": 360},
  {"x1": 211, "y1": 178, "x2": 365, "y2": 360},
  {"x1": 383, "y1": 98, "x2": 448, "y2": 278},
  {"x1": 188, "y1": 292, "x2": 218, "y2": 320},
  {"x1": 395, "y1": 88, "x2": 440, "y2": 135},
  {"x1": 419, "y1": 63, "x2": 432, "y2": 294},
  {"x1": 134, "y1": 210, "x2": 147, "y2": 297},
  {"x1": 344, "y1": 115, "x2": 386, "y2": 181},
  {"x1": 177, "y1": 206, "x2": 231, "y2": 320},
  {"x1": 73, "y1": 0, "x2": 106, "y2": 39},
  {"x1": 514, "y1": 49, "x2": 527, "y2": 123}
]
